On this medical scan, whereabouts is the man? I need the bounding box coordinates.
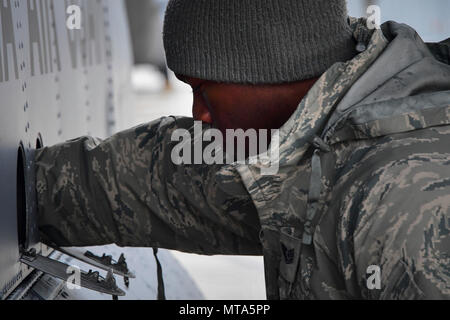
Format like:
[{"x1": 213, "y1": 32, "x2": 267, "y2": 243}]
[{"x1": 35, "y1": 0, "x2": 450, "y2": 299}]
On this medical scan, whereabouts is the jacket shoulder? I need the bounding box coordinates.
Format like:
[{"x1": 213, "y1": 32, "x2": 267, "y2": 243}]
[{"x1": 334, "y1": 125, "x2": 450, "y2": 298}]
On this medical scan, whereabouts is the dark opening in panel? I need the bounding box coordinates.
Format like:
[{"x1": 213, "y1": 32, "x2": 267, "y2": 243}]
[
  {"x1": 16, "y1": 143, "x2": 26, "y2": 251},
  {"x1": 36, "y1": 134, "x2": 43, "y2": 149}
]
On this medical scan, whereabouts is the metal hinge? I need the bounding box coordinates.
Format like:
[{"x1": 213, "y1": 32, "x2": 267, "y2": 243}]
[
  {"x1": 54, "y1": 246, "x2": 135, "y2": 287},
  {"x1": 20, "y1": 249, "x2": 125, "y2": 296}
]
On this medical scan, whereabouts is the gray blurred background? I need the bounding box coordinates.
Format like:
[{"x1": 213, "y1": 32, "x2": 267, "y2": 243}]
[{"x1": 348, "y1": 0, "x2": 449, "y2": 42}]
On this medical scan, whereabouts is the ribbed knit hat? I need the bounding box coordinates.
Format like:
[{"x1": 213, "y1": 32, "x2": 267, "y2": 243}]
[{"x1": 163, "y1": 0, "x2": 357, "y2": 84}]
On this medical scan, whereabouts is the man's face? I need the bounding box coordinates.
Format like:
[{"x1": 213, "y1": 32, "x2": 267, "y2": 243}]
[{"x1": 177, "y1": 75, "x2": 319, "y2": 135}]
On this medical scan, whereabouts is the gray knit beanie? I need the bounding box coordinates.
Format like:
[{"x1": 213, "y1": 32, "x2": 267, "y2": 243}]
[{"x1": 163, "y1": 0, "x2": 357, "y2": 84}]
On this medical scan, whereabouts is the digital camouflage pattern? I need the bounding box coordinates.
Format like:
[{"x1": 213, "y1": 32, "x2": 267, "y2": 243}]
[{"x1": 35, "y1": 19, "x2": 450, "y2": 299}]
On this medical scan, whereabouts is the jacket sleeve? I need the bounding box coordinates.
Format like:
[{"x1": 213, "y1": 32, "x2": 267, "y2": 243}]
[{"x1": 35, "y1": 116, "x2": 262, "y2": 255}]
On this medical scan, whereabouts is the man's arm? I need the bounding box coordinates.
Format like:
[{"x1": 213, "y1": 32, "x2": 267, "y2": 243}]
[{"x1": 35, "y1": 116, "x2": 262, "y2": 255}]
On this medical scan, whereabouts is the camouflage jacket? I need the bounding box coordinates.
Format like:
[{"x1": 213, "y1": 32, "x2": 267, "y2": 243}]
[{"x1": 36, "y1": 20, "x2": 450, "y2": 299}]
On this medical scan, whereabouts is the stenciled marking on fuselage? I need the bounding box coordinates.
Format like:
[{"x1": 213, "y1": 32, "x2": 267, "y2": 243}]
[{"x1": 0, "y1": 0, "x2": 106, "y2": 83}]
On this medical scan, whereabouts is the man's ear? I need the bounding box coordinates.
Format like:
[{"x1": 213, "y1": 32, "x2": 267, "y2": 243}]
[{"x1": 192, "y1": 98, "x2": 213, "y2": 124}]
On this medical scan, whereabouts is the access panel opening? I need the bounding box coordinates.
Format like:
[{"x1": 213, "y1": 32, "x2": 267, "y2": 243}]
[{"x1": 16, "y1": 143, "x2": 26, "y2": 251}]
